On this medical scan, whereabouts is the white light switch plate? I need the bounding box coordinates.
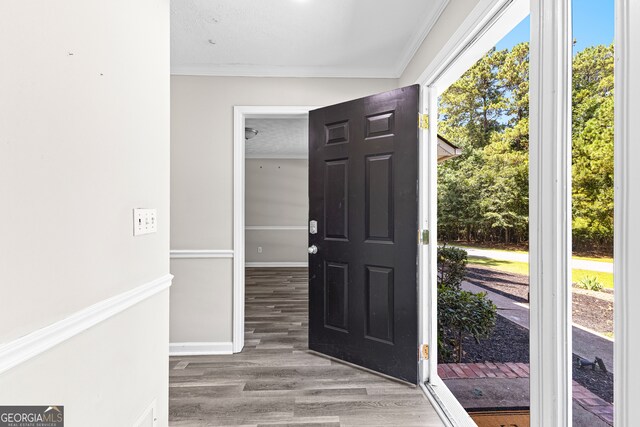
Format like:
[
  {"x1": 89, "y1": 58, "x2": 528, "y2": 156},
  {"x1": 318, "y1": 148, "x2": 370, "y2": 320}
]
[{"x1": 133, "y1": 208, "x2": 157, "y2": 236}]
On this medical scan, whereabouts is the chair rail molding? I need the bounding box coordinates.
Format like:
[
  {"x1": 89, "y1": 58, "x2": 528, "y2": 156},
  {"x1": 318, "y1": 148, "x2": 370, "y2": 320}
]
[
  {"x1": 245, "y1": 226, "x2": 307, "y2": 231},
  {"x1": 170, "y1": 249, "x2": 234, "y2": 259},
  {"x1": 0, "y1": 274, "x2": 173, "y2": 375}
]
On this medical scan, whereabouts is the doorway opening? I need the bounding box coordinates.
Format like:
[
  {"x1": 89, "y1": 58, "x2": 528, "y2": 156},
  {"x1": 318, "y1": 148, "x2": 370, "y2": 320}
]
[
  {"x1": 231, "y1": 105, "x2": 444, "y2": 425},
  {"x1": 233, "y1": 106, "x2": 317, "y2": 353},
  {"x1": 232, "y1": 106, "x2": 316, "y2": 353},
  {"x1": 435, "y1": 14, "x2": 532, "y2": 422},
  {"x1": 242, "y1": 113, "x2": 310, "y2": 350}
]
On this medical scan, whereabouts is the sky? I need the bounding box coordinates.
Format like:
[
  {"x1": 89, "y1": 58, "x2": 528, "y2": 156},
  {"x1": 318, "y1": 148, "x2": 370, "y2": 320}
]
[{"x1": 495, "y1": 0, "x2": 614, "y2": 52}]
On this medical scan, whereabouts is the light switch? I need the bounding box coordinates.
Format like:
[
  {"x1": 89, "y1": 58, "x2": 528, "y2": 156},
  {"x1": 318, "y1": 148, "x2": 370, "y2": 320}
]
[{"x1": 133, "y1": 208, "x2": 157, "y2": 236}]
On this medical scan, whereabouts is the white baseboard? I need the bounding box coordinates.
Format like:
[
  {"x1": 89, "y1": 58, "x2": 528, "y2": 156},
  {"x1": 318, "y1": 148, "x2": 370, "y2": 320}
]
[
  {"x1": 0, "y1": 274, "x2": 173, "y2": 375},
  {"x1": 134, "y1": 399, "x2": 157, "y2": 427},
  {"x1": 245, "y1": 262, "x2": 308, "y2": 268},
  {"x1": 169, "y1": 342, "x2": 233, "y2": 356}
]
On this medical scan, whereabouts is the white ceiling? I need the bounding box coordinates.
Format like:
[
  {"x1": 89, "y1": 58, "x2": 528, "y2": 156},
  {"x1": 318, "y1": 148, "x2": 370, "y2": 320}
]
[
  {"x1": 245, "y1": 118, "x2": 308, "y2": 158},
  {"x1": 171, "y1": 0, "x2": 449, "y2": 78}
]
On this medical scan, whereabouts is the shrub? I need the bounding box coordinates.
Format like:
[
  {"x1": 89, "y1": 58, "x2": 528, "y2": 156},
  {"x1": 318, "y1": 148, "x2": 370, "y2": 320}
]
[
  {"x1": 437, "y1": 245, "x2": 468, "y2": 289},
  {"x1": 438, "y1": 287, "x2": 497, "y2": 363},
  {"x1": 437, "y1": 245, "x2": 496, "y2": 363},
  {"x1": 577, "y1": 276, "x2": 604, "y2": 292}
]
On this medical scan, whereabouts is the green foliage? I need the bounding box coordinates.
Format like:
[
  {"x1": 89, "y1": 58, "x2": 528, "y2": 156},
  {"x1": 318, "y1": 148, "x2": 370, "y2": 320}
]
[
  {"x1": 577, "y1": 275, "x2": 604, "y2": 292},
  {"x1": 438, "y1": 287, "x2": 497, "y2": 363},
  {"x1": 437, "y1": 42, "x2": 614, "y2": 254},
  {"x1": 437, "y1": 246, "x2": 496, "y2": 363},
  {"x1": 438, "y1": 44, "x2": 530, "y2": 244},
  {"x1": 437, "y1": 246, "x2": 468, "y2": 289},
  {"x1": 572, "y1": 45, "x2": 614, "y2": 251}
]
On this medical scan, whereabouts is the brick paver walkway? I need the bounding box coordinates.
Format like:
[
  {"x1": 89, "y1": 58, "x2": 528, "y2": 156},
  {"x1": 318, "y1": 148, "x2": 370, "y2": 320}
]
[{"x1": 439, "y1": 363, "x2": 614, "y2": 425}]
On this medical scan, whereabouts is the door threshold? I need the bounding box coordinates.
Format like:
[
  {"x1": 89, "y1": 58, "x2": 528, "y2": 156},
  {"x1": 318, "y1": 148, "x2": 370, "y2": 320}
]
[
  {"x1": 419, "y1": 382, "x2": 455, "y2": 427},
  {"x1": 306, "y1": 349, "x2": 416, "y2": 387},
  {"x1": 420, "y1": 380, "x2": 477, "y2": 427}
]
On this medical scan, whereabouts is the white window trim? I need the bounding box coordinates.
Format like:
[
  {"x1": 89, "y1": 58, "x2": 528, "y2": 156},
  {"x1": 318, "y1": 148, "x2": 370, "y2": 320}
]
[
  {"x1": 415, "y1": 0, "x2": 531, "y2": 425},
  {"x1": 413, "y1": 0, "x2": 596, "y2": 424},
  {"x1": 529, "y1": 0, "x2": 573, "y2": 424},
  {"x1": 614, "y1": 0, "x2": 637, "y2": 424},
  {"x1": 417, "y1": 0, "x2": 637, "y2": 425}
]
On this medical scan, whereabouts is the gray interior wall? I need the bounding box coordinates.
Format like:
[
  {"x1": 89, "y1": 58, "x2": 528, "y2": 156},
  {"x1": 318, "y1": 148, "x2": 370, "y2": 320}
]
[
  {"x1": 169, "y1": 2, "x2": 485, "y2": 346},
  {"x1": 0, "y1": 0, "x2": 170, "y2": 424},
  {"x1": 170, "y1": 76, "x2": 397, "y2": 344},
  {"x1": 245, "y1": 159, "x2": 308, "y2": 263},
  {"x1": 170, "y1": 258, "x2": 233, "y2": 342}
]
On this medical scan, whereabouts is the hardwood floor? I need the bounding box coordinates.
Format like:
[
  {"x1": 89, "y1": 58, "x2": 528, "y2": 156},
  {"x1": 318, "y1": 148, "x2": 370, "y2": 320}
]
[{"x1": 169, "y1": 268, "x2": 443, "y2": 426}]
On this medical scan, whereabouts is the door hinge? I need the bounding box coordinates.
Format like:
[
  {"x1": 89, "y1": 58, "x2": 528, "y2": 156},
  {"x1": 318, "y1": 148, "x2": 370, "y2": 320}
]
[
  {"x1": 418, "y1": 113, "x2": 429, "y2": 130},
  {"x1": 419, "y1": 229, "x2": 429, "y2": 245},
  {"x1": 420, "y1": 344, "x2": 429, "y2": 360}
]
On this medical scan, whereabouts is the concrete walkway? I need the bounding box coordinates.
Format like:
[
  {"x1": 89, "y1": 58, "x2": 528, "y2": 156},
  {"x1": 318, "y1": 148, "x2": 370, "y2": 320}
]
[
  {"x1": 456, "y1": 246, "x2": 613, "y2": 273},
  {"x1": 461, "y1": 281, "x2": 614, "y2": 371}
]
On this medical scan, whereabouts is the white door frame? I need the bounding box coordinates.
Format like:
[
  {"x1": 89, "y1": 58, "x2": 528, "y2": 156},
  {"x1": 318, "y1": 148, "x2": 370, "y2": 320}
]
[
  {"x1": 614, "y1": 0, "x2": 639, "y2": 424},
  {"x1": 415, "y1": 0, "x2": 634, "y2": 425},
  {"x1": 232, "y1": 105, "x2": 318, "y2": 353},
  {"x1": 415, "y1": 0, "x2": 530, "y2": 424}
]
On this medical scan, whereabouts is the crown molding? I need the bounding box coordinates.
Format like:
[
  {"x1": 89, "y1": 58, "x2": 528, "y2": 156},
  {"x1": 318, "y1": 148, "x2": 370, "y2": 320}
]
[
  {"x1": 170, "y1": 64, "x2": 398, "y2": 79},
  {"x1": 393, "y1": 0, "x2": 450, "y2": 78}
]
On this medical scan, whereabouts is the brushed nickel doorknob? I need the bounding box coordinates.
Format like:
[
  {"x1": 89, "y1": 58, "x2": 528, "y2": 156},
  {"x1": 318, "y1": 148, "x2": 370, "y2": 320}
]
[{"x1": 308, "y1": 245, "x2": 318, "y2": 254}]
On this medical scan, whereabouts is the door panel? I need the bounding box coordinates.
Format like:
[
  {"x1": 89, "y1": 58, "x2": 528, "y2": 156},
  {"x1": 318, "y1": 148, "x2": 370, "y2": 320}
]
[{"x1": 308, "y1": 85, "x2": 419, "y2": 383}]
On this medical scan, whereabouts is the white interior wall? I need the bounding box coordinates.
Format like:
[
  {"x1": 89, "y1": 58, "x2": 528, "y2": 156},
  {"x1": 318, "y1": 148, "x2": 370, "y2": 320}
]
[
  {"x1": 0, "y1": 292, "x2": 169, "y2": 426},
  {"x1": 0, "y1": 0, "x2": 170, "y2": 424}
]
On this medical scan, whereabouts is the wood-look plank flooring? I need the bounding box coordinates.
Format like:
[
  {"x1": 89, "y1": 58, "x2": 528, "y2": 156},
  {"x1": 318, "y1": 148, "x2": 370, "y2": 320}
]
[{"x1": 169, "y1": 268, "x2": 443, "y2": 426}]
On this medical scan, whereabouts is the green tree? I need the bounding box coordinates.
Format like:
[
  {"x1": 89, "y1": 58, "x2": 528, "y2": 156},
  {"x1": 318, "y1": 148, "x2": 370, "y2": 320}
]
[
  {"x1": 437, "y1": 42, "x2": 614, "y2": 254},
  {"x1": 572, "y1": 45, "x2": 614, "y2": 251},
  {"x1": 439, "y1": 48, "x2": 507, "y2": 149},
  {"x1": 438, "y1": 45, "x2": 529, "y2": 244}
]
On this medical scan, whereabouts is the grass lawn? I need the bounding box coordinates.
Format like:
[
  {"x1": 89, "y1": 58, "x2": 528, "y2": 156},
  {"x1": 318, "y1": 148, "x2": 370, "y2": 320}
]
[
  {"x1": 572, "y1": 255, "x2": 614, "y2": 263},
  {"x1": 453, "y1": 243, "x2": 528, "y2": 255},
  {"x1": 572, "y1": 269, "x2": 614, "y2": 289},
  {"x1": 453, "y1": 243, "x2": 613, "y2": 263},
  {"x1": 468, "y1": 256, "x2": 529, "y2": 276},
  {"x1": 468, "y1": 256, "x2": 614, "y2": 288}
]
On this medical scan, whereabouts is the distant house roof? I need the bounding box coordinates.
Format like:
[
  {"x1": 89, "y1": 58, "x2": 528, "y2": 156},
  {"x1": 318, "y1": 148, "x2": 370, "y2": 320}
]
[{"x1": 437, "y1": 134, "x2": 463, "y2": 163}]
